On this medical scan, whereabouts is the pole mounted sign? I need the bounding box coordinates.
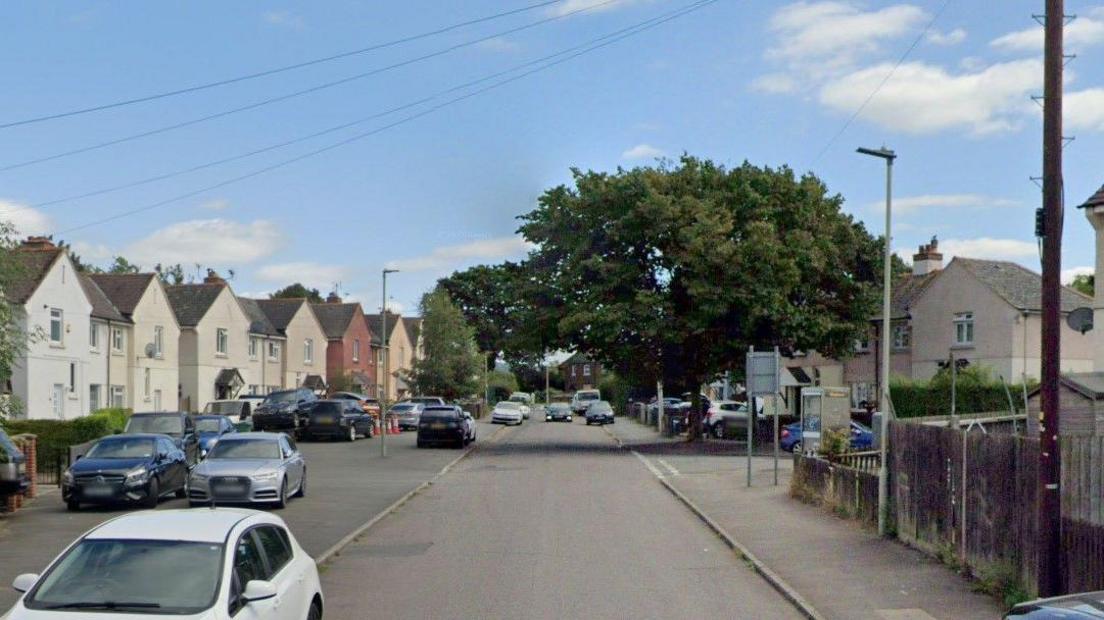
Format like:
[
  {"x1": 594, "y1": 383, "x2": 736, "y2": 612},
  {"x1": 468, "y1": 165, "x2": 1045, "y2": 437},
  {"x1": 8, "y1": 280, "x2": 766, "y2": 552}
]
[{"x1": 746, "y1": 348, "x2": 780, "y2": 397}]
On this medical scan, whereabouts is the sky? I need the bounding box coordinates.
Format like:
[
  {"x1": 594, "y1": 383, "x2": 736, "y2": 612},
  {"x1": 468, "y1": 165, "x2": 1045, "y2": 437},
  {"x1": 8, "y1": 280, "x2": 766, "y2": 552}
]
[{"x1": 2, "y1": 0, "x2": 1103, "y2": 315}]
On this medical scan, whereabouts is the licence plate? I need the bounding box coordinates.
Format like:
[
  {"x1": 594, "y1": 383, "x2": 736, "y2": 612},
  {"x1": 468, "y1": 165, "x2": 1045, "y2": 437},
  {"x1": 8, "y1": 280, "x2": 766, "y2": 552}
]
[
  {"x1": 84, "y1": 485, "x2": 114, "y2": 497},
  {"x1": 317, "y1": 418, "x2": 335, "y2": 425},
  {"x1": 430, "y1": 422, "x2": 446, "y2": 430},
  {"x1": 215, "y1": 484, "x2": 246, "y2": 494}
]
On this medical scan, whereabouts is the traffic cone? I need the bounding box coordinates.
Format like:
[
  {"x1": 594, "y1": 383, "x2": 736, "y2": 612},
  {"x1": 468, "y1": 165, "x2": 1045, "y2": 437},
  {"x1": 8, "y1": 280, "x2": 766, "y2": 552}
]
[{"x1": 391, "y1": 417, "x2": 400, "y2": 434}]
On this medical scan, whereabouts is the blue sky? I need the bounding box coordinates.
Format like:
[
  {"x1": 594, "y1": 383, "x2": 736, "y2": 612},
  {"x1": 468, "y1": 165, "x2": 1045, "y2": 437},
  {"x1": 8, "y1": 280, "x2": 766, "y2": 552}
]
[{"x1": 2, "y1": 0, "x2": 1103, "y2": 314}]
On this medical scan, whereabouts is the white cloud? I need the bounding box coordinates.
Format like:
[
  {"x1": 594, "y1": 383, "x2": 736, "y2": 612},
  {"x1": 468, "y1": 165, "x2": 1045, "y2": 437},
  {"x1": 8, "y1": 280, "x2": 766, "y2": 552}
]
[
  {"x1": 1066, "y1": 88, "x2": 1104, "y2": 132},
  {"x1": 926, "y1": 28, "x2": 966, "y2": 46},
  {"x1": 386, "y1": 236, "x2": 533, "y2": 272},
  {"x1": 751, "y1": 72, "x2": 800, "y2": 94},
  {"x1": 621, "y1": 143, "x2": 665, "y2": 160},
  {"x1": 200, "y1": 198, "x2": 230, "y2": 211},
  {"x1": 0, "y1": 200, "x2": 52, "y2": 236},
  {"x1": 127, "y1": 219, "x2": 283, "y2": 266},
  {"x1": 263, "y1": 10, "x2": 304, "y2": 29},
  {"x1": 255, "y1": 262, "x2": 349, "y2": 292},
  {"x1": 70, "y1": 241, "x2": 113, "y2": 262},
  {"x1": 940, "y1": 237, "x2": 1039, "y2": 262},
  {"x1": 549, "y1": 0, "x2": 641, "y2": 18},
  {"x1": 818, "y1": 59, "x2": 1041, "y2": 134},
  {"x1": 474, "y1": 37, "x2": 520, "y2": 53},
  {"x1": 873, "y1": 193, "x2": 1021, "y2": 215},
  {"x1": 1062, "y1": 266, "x2": 1093, "y2": 285},
  {"x1": 990, "y1": 13, "x2": 1104, "y2": 52}
]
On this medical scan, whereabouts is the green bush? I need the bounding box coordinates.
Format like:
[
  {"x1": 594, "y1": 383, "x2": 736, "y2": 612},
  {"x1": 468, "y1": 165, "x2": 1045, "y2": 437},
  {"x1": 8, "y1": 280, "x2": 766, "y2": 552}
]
[
  {"x1": 598, "y1": 373, "x2": 630, "y2": 415},
  {"x1": 889, "y1": 368, "x2": 1034, "y2": 419},
  {"x1": 1, "y1": 408, "x2": 131, "y2": 467}
]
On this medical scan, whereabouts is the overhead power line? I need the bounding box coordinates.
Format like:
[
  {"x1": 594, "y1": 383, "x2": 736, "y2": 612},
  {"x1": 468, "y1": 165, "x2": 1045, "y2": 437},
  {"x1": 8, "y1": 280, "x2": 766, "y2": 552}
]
[
  {"x1": 0, "y1": 0, "x2": 623, "y2": 173},
  {"x1": 31, "y1": 5, "x2": 703, "y2": 211},
  {"x1": 53, "y1": 0, "x2": 721, "y2": 236},
  {"x1": 0, "y1": 0, "x2": 566, "y2": 130}
]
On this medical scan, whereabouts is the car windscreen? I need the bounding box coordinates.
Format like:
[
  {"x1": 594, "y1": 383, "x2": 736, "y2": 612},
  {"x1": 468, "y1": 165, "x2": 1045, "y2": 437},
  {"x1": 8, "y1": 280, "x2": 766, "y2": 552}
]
[
  {"x1": 311, "y1": 402, "x2": 342, "y2": 415},
  {"x1": 508, "y1": 395, "x2": 529, "y2": 402},
  {"x1": 576, "y1": 392, "x2": 600, "y2": 401},
  {"x1": 194, "y1": 418, "x2": 224, "y2": 433},
  {"x1": 589, "y1": 402, "x2": 613, "y2": 412},
  {"x1": 549, "y1": 404, "x2": 570, "y2": 412},
  {"x1": 390, "y1": 404, "x2": 416, "y2": 413},
  {"x1": 0, "y1": 431, "x2": 22, "y2": 463},
  {"x1": 421, "y1": 409, "x2": 458, "y2": 421},
  {"x1": 85, "y1": 437, "x2": 156, "y2": 459},
  {"x1": 125, "y1": 416, "x2": 183, "y2": 437},
  {"x1": 496, "y1": 402, "x2": 521, "y2": 411},
  {"x1": 207, "y1": 439, "x2": 280, "y2": 460},
  {"x1": 263, "y1": 391, "x2": 299, "y2": 404},
  {"x1": 24, "y1": 539, "x2": 222, "y2": 614},
  {"x1": 204, "y1": 402, "x2": 242, "y2": 415}
]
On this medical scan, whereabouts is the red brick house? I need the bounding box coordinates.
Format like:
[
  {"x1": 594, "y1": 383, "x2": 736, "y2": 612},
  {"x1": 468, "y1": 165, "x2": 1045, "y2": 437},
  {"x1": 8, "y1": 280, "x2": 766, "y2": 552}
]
[
  {"x1": 312, "y1": 297, "x2": 378, "y2": 397},
  {"x1": 560, "y1": 353, "x2": 602, "y2": 392}
]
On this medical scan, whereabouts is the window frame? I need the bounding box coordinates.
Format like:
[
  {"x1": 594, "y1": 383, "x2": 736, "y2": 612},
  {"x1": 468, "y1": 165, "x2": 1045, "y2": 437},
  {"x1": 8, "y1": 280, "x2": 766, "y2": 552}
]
[
  {"x1": 892, "y1": 324, "x2": 911, "y2": 350},
  {"x1": 268, "y1": 341, "x2": 280, "y2": 361},
  {"x1": 953, "y1": 312, "x2": 975, "y2": 346},
  {"x1": 111, "y1": 327, "x2": 124, "y2": 353},
  {"x1": 248, "y1": 336, "x2": 258, "y2": 361},
  {"x1": 89, "y1": 323, "x2": 99, "y2": 352},
  {"x1": 352, "y1": 339, "x2": 360, "y2": 363},
  {"x1": 49, "y1": 308, "x2": 63, "y2": 345},
  {"x1": 153, "y1": 325, "x2": 164, "y2": 358},
  {"x1": 304, "y1": 338, "x2": 313, "y2": 364},
  {"x1": 216, "y1": 328, "x2": 228, "y2": 356}
]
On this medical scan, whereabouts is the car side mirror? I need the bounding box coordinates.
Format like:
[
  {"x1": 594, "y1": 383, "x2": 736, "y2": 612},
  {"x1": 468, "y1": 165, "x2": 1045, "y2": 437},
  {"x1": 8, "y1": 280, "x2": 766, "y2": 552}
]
[
  {"x1": 241, "y1": 579, "x2": 277, "y2": 603},
  {"x1": 12, "y1": 573, "x2": 38, "y2": 593},
  {"x1": 74, "y1": 454, "x2": 82, "y2": 461}
]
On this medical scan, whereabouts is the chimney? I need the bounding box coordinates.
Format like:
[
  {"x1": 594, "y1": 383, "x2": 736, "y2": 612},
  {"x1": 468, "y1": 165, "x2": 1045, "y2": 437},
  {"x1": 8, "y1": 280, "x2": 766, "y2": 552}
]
[
  {"x1": 203, "y1": 269, "x2": 227, "y2": 285},
  {"x1": 20, "y1": 236, "x2": 56, "y2": 251},
  {"x1": 326, "y1": 292, "x2": 342, "y2": 304},
  {"x1": 1079, "y1": 185, "x2": 1104, "y2": 371},
  {"x1": 912, "y1": 236, "x2": 943, "y2": 276}
]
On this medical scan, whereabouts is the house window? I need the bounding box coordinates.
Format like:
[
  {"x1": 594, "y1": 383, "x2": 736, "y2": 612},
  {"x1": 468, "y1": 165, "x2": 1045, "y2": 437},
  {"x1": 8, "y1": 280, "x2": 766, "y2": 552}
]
[
  {"x1": 110, "y1": 385, "x2": 124, "y2": 408},
  {"x1": 583, "y1": 365, "x2": 591, "y2": 377},
  {"x1": 954, "y1": 312, "x2": 974, "y2": 346},
  {"x1": 89, "y1": 323, "x2": 99, "y2": 351},
  {"x1": 249, "y1": 337, "x2": 259, "y2": 360},
  {"x1": 49, "y1": 308, "x2": 63, "y2": 344},
  {"x1": 893, "y1": 324, "x2": 911, "y2": 349},
  {"x1": 216, "y1": 328, "x2": 228, "y2": 355},
  {"x1": 854, "y1": 337, "x2": 870, "y2": 353},
  {"x1": 153, "y1": 326, "x2": 164, "y2": 358},
  {"x1": 144, "y1": 368, "x2": 151, "y2": 398},
  {"x1": 304, "y1": 339, "x2": 313, "y2": 364},
  {"x1": 571, "y1": 366, "x2": 577, "y2": 377},
  {"x1": 69, "y1": 363, "x2": 76, "y2": 392},
  {"x1": 89, "y1": 384, "x2": 101, "y2": 411},
  {"x1": 248, "y1": 384, "x2": 259, "y2": 395},
  {"x1": 353, "y1": 339, "x2": 360, "y2": 362},
  {"x1": 111, "y1": 327, "x2": 124, "y2": 353},
  {"x1": 268, "y1": 342, "x2": 280, "y2": 361}
]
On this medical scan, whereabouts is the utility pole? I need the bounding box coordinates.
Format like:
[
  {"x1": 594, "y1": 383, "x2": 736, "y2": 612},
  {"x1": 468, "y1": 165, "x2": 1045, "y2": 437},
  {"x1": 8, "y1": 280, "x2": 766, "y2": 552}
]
[
  {"x1": 381, "y1": 269, "x2": 398, "y2": 457},
  {"x1": 545, "y1": 353, "x2": 551, "y2": 404},
  {"x1": 1037, "y1": 0, "x2": 1064, "y2": 598}
]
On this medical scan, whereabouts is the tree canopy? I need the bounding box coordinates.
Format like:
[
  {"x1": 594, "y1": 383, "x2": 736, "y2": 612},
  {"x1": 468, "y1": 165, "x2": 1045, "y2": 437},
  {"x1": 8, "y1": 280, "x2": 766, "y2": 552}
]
[
  {"x1": 1072, "y1": 273, "x2": 1095, "y2": 297},
  {"x1": 270, "y1": 283, "x2": 324, "y2": 303},
  {"x1": 404, "y1": 288, "x2": 482, "y2": 401}
]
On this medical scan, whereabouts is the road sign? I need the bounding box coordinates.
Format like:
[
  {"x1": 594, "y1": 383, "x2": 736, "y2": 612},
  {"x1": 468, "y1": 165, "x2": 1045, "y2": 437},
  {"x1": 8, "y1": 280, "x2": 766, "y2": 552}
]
[{"x1": 746, "y1": 349, "x2": 780, "y2": 397}]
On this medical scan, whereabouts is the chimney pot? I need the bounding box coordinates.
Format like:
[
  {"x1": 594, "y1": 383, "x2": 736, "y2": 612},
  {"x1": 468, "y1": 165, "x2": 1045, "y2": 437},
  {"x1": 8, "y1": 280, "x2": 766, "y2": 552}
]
[
  {"x1": 203, "y1": 269, "x2": 226, "y2": 285},
  {"x1": 326, "y1": 292, "x2": 342, "y2": 304},
  {"x1": 20, "y1": 236, "x2": 56, "y2": 251}
]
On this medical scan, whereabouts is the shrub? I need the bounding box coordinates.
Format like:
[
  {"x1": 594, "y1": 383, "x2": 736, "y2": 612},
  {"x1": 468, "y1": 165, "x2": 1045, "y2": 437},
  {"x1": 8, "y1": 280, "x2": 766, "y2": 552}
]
[
  {"x1": 1, "y1": 408, "x2": 131, "y2": 468},
  {"x1": 889, "y1": 369, "x2": 1034, "y2": 419},
  {"x1": 818, "y1": 428, "x2": 850, "y2": 458}
]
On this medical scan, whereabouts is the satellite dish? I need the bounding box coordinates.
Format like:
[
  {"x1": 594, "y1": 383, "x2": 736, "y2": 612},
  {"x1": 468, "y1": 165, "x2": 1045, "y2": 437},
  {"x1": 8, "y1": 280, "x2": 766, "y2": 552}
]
[
  {"x1": 144, "y1": 343, "x2": 156, "y2": 358},
  {"x1": 1067, "y1": 307, "x2": 1094, "y2": 334}
]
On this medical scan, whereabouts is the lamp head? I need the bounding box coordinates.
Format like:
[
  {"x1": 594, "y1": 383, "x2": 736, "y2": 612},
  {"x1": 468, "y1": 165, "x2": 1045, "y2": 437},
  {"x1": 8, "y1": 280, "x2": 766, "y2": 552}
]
[{"x1": 856, "y1": 146, "x2": 897, "y2": 161}]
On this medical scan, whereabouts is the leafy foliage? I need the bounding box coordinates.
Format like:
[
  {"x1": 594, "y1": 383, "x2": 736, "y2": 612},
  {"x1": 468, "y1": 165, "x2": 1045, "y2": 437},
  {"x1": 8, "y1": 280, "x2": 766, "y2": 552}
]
[
  {"x1": 155, "y1": 263, "x2": 187, "y2": 285},
  {"x1": 0, "y1": 223, "x2": 31, "y2": 419},
  {"x1": 270, "y1": 282, "x2": 324, "y2": 303},
  {"x1": 889, "y1": 367, "x2": 1034, "y2": 418},
  {"x1": 1071, "y1": 273, "x2": 1094, "y2": 297},
  {"x1": 487, "y1": 370, "x2": 519, "y2": 403},
  {"x1": 405, "y1": 288, "x2": 482, "y2": 401},
  {"x1": 2, "y1": 408, "x2": 131, "y2": 468}
]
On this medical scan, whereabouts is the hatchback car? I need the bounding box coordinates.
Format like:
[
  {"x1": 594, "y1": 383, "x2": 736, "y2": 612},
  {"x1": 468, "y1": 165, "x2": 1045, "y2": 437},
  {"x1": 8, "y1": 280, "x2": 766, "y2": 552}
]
[
  {"x1": 301, "y1": 400, "x2": 373, "y2": 441},
  {"x1": 188, "y1": 433, "x2": 305, "y2": 509},
  {"x1": 390, "y1": 402, "x2": 425, "y2": 431},
  {"x1": 585, "y1": 400, "x2": 615, "y2": 425},
  {"x1": 5, "y1": 508, "x2": 324, "y2": 620},
  {"x1": 1005, "y1": 590, "x2": 1104, "y2": 618},
  {"x1": 491, "y1": 401, "x2": 524, "y2": 425},
  {"x1": 0, "y1": 428, "x2": 29, "y2": 497},
  {"x1": 124, "y1": 412, "x2": 199, "y2": 466},
  {"x1": 252, "y1": 388, "x2": 318, "y2": 434},
  {"x1": 417, "y1": 406, "x2": 472, "y2": 449},
  {"x1": 194, "y1": 414, "x2": 238, "y2": 459},
  {"x1": 63, "y1": 434, "x2": 188, "y2": 511},
  {"x1": 545, "y1": 403, "x2": 573, "y2": 422},
  {"x1": 781, "y1": 421, "x2": 873, "y2": 453}
]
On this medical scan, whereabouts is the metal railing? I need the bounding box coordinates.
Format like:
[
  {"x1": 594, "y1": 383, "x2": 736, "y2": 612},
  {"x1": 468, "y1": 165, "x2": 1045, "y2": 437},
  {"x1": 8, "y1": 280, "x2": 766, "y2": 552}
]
[{"x1": 828, "y1": 450, "x2": 881, "y2": 473}]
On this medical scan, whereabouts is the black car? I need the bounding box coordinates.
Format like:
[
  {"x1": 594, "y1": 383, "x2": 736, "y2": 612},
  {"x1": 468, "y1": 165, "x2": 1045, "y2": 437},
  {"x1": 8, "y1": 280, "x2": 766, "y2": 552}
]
[
  {"x1": 417, "y1": 406, "x2": 471, "y2": 449},
  {"x1": 1006, "y1": 591, "x2": 1104, "y2": 618},
  {"x1": 585, "y1": 400, "x2": 615, "y2": 425},
  {"x1": 62, "y1": 434, "x2": 188, "y2": 511},
  {"x1": 252, "y1": 388, "x2": 318, "y2": 434},
  {"x1": 545, "y1": 403, "x2": 573, "y2": 422},
  {"x1": 302, "y1": 400, "x2": 374, "y2": 441},
  {"x1": 0, "y1": 428, "x2": 29, "y2": 496},
  {"x1": 123, "y1": 412, "x2": 199, "y2": 466}
]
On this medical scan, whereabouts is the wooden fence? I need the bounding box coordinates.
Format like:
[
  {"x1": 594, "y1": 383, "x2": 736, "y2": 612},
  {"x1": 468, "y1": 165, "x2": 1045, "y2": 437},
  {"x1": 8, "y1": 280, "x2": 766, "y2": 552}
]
[{"x1": 793, "y1": 455, "x2": 879, "y2": 525}]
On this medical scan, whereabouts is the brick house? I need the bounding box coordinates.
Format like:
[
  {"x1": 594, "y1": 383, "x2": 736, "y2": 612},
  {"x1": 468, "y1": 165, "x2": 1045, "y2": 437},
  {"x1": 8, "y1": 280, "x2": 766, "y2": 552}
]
[
  {"x1": 312, "y1": 297, "x2": 377, "y2": 397},
  {"x1": 560, "y1": 353, "x2": 601, "y2": 392}
]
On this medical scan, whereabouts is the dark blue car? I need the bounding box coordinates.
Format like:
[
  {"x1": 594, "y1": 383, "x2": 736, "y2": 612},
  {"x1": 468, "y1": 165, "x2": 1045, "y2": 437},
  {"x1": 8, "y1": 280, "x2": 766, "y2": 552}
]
[
  {"x1": 193, "y1": 414, "x2": 237, "y2": 459},
  {"x1": 62, "y1": 433, "x2": 188, "y2": 511},
  {"x1": 781, "y1": 421, "x2": 874, "y2": 453}
]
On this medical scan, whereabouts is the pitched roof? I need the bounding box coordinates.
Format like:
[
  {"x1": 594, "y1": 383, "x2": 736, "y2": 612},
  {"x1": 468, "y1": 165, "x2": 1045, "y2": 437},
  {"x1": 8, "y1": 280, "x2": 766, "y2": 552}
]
[
  {"x1": 954, "y1": 258, "x2": 1091, "y2": 313},
  {"x1": 253, "y1": 298, "x2": 305, "y2": 333},
  {"x1": 311, "y1": 303, "x2": 362, "y2": 339},
  {"x1": 237, "y1": 297, "x2": 280, "y2": 336},
  {"x1": 78, "y1": 274, "x2": 129, "y2": 323},
  {"x1": 7, "y1": 248, "x2": 64, "y2": 305},
  {"x1": 364, "y1": 312, "x2": 401, "y2": 345},
  {"x1": 88, "y1": 273, "x2": 156, "y2": 317},
  {"x1": 873, "y1": 271, "x2": 940, "y2": 321},
  {"x1": 559, "y1": 352, "x2": 592, "y2": 366},
  {"x1": 1028, "y1": 372, "x2": 1104, "y2": 400},
  {"x1": 165, "y1": 284, "x2": 226, "y2": 327},
  {"x1": 402, "y1": 317, "x2": 422, "y2": 344}
]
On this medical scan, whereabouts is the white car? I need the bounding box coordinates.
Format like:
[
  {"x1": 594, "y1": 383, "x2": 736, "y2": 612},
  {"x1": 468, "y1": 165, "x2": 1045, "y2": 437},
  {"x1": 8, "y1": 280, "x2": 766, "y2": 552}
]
[
  {"x1": 5, "y1": 509, "x2": 324, "y2": 620},
  {"x1": 491, "y1": 401, "x2": 524, "y2": 425},
  {"x1": 507, "y1": 393, "x2": 534, "y2": 419}
]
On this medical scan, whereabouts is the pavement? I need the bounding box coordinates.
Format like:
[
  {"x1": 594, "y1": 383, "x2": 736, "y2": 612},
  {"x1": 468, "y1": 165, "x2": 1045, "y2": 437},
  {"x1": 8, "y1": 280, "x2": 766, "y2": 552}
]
[
  {"x1": 320, "y1": 417, "x2": 804, "y2": 619},
  {"x1": 0, "y1": 421, "x2": 499, "y2": 611},
  {"x1": 606, "y1": 418, "x2": 1007, "y2": 620}
]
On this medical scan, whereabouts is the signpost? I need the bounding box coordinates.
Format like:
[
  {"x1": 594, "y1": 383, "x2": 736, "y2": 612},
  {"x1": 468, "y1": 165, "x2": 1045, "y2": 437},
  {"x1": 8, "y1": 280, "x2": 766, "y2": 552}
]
[{"x1": 746, "y1": 347, "x2": 781, "y2": 487}]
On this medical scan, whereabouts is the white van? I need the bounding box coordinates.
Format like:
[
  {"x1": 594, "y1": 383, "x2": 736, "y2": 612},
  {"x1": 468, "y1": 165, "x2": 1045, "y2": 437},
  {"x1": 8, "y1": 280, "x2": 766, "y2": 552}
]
[{"x1": 570, "y1": 389, "x2": 601, "y2": 414}]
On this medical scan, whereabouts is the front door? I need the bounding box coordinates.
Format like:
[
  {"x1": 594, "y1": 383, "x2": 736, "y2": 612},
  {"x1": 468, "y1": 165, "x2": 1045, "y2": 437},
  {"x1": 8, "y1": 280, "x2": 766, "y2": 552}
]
[
  {"x1": 52, "y1": 384, "x2": 64, "y2": 418},
  {"x1": 153, "y1": 389, "x2": 162, "y2": 411}
]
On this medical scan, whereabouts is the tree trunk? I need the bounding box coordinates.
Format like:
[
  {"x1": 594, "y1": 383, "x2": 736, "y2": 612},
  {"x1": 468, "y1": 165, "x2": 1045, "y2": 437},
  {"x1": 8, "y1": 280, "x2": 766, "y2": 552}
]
[{"x1": 687, "y1": 391, "x2": 703, "y2": 442}]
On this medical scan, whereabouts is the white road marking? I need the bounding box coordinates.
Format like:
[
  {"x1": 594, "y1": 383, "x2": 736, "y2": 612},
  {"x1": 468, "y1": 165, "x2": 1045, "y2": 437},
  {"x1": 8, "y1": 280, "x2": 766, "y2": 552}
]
[
  {"x1": 875, "y1": 610, "x2": 939, "y2": 619},
  {"x1": 632, "y1": 450, "x2": 666, "y2": 479},
  {"x1": 657, "y1": 458, "x2": 681, "y2": 476}
]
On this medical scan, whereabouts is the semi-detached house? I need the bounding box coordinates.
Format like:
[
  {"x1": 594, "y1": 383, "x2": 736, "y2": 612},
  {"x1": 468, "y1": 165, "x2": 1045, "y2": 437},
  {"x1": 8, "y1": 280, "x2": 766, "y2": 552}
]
[
  {"x1": 79, "y1": 275, "x2": 131, "y2": 411},
  {"x1": 312, "y1": 298, "x2": 375, "y2": 396},
  {"x1": 253, "y1": 298, "x2": 328, "y2": 391},
  {"x1": 366, "y1": 312, "x2": 412, "y2": 400}
]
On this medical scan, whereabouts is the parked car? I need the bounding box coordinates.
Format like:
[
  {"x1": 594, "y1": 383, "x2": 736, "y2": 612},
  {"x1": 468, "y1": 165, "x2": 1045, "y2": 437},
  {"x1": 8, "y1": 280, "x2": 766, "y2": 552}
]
[
  {"x1": 545, "y1": 403, "x2": 573, "y2": 422},
  {"x1": 203, "y1": 399, "x2": 254, "y2": 429},
  {"x1": 417, "y1": 406, "x2": 472, "y2": 448},
  {"x1": 188, "y1": 433, "x2": 305, "y2": 509},
  {"x1": 491, "y1": 400, "x2": 525, "y2": 425},
  {"x1": 1005, "y1": 590, "x2": 1104, "y2": 618},
  {"x1": 585, "y1": 400, "x2": 615, "y2": 425},
  {"x1": 647, "y1": 396, "x2": 683, "y2": 417},
  {"x1": 391, "y1": 402, "x2": 425, "y2": 431},
  {"x1": 331, "y1": 391, "x2": 382, "y2": 416},
  {"x1": 0, "y1": 428, "x2": 30, "y2": 497},
  {"x1": 571, "y1": 389, "x2": 601, "y2": 414},
  {"x1": 236, "y1": 393, "x2": 266, "y2": 407},
  {"x1": 301, "y1": 400, "x2": 373, "y2": 441},
  {"x1": 705, "y1": 400, "x2": 753, "y2": 439},
  {"x1": 194, "y1": 414, "x2": 238, "y2": 459},
  {"x1": 123, "y1": 412, "x2": 199, "y2": 466},
  {"x1": 62, "y1": 434, "x2": 188, "y2": 511},
  {"x1": 252, "y1": 388, "x2": 318, "y2": 434},
  {"x1": 404, "y1": 396, "x2": 447, "y2": 407},
  {"x1": 5, "y1": 508, "x2": 324, "y2": 620},
  {"x1": 781, "y1": 421, "x2": 873, "y2": 453},
  {"x1": 508, "y1": 392, "x2": 534, "y2": 419}
]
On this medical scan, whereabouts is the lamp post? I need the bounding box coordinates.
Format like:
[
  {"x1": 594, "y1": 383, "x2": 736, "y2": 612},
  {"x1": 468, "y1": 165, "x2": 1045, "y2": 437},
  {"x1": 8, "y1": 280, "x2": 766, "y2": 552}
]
[
  {"x1": 381, "y1": 268, "x2": 399, "y2": 457},
  {"x1": 857, "y1": 145, "x2": 896, "y2": 537}
]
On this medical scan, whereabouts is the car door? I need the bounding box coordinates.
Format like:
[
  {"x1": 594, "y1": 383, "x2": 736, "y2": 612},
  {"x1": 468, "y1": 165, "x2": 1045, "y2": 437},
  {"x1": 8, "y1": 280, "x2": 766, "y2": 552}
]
[
  {"x1": 182, "y1": 416, "x2": 199, "y2": 466},
  {"x1": 228, "y1": 529, "x2": 295, "y2": 620},
  {"x1": 253, "y1": 526, "x2": 306, "y2": 619},
  {"x1": 281, "y1": 437, "x2": 303, "y2": 491}
]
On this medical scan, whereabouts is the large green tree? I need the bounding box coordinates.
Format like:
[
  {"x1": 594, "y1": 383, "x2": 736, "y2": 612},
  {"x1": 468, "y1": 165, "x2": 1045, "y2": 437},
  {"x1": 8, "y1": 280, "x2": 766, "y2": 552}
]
[
  {"x1": 405, "y1": 288, "x2": 482, "y2": 401},
  {"x1": 517, "y1": 156, "x2": 885, "y2": 438},
  {"x1": 270, "y1": 282, "x2": 324, "y2": 303},
  {"x1": 1072, "y1": 273, "x2": 1095, "y2": 297},
  {"x1": 0, "y1": 223, "x2": 30, "y2": 418}
]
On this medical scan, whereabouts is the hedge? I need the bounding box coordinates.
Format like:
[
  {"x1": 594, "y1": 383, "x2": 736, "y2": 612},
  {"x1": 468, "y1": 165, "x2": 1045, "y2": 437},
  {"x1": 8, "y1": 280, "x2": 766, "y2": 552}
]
[
  {"x1": 889, "y1": 367, "x2": 1033, "y2": 419},
  {"x1": 1, "y1": 408, "x2": 131, "y2": 466}
]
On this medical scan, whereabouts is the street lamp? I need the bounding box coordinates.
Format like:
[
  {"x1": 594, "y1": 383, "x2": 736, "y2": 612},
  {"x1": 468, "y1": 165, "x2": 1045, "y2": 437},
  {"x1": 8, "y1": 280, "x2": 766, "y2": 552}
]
[
  {"x1": 381, "y1": 268, "x2": 399, "y2": 457},
  {"x1": 857, "y1": 145, "x2": 896, "y2": 538}
]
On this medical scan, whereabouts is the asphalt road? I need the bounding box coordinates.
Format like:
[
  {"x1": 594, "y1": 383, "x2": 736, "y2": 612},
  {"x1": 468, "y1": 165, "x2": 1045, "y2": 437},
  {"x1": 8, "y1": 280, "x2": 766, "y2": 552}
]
[
  {"x1": 0, "y1": 421, "x2": 498, "y2": 611},
  {"x1": 320, "y1": 418, "x2": 804, "y2": 619}
]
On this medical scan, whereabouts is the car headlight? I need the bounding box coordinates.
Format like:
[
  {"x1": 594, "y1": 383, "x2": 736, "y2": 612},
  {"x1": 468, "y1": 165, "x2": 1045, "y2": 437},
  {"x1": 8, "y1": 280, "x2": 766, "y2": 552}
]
[
  {"x1": 252, "y1": 472, "x2": 280, "y2": 482},
  {"x1": 125, "y1": 467, "x2": 149, "y2": 484},
  {"x1": 62, "y1": 470, "x2": 73, "y2": 485}
]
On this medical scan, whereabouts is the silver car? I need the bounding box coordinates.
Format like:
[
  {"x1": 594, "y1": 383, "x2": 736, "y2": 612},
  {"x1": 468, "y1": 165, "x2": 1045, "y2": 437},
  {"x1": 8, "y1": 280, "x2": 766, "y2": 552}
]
[
  {"x1": 391, "y1": 402, "x2": 425, "y2": 431},
  {"x1": 187, "y1": 432, "x2": 305, "y2": 509}
]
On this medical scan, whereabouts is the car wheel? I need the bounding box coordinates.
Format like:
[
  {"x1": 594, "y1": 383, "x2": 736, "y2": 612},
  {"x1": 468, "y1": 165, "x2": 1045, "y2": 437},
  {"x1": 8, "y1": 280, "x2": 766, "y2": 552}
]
[
  {"x1": 347, "y1": 425, "x2": 357, "y2": 442},
  {"x1": 307, "y1": 600, "x2": 322, "y2": 620},
  {"x1": 294, "y1": 471, "x2": 306, "y2": 498},
  {"x1": 143, "y1": 477, "x2": 160, "y2": 509},
  {"x1": 174, "y1": 484, "x2": 187, "y2": 499},
  {"x1": 66, "y1": 499, "x2": 79, "y2": 512},
  {"x1": 274, "y1": 479, "x2": 288, "y2": 509},
  {"x1": 713, "y1": 422, "x2": 726, "y2": 439},
  {"x1": 791, "y1": 441, "x2": 802, "y2": 454}
]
